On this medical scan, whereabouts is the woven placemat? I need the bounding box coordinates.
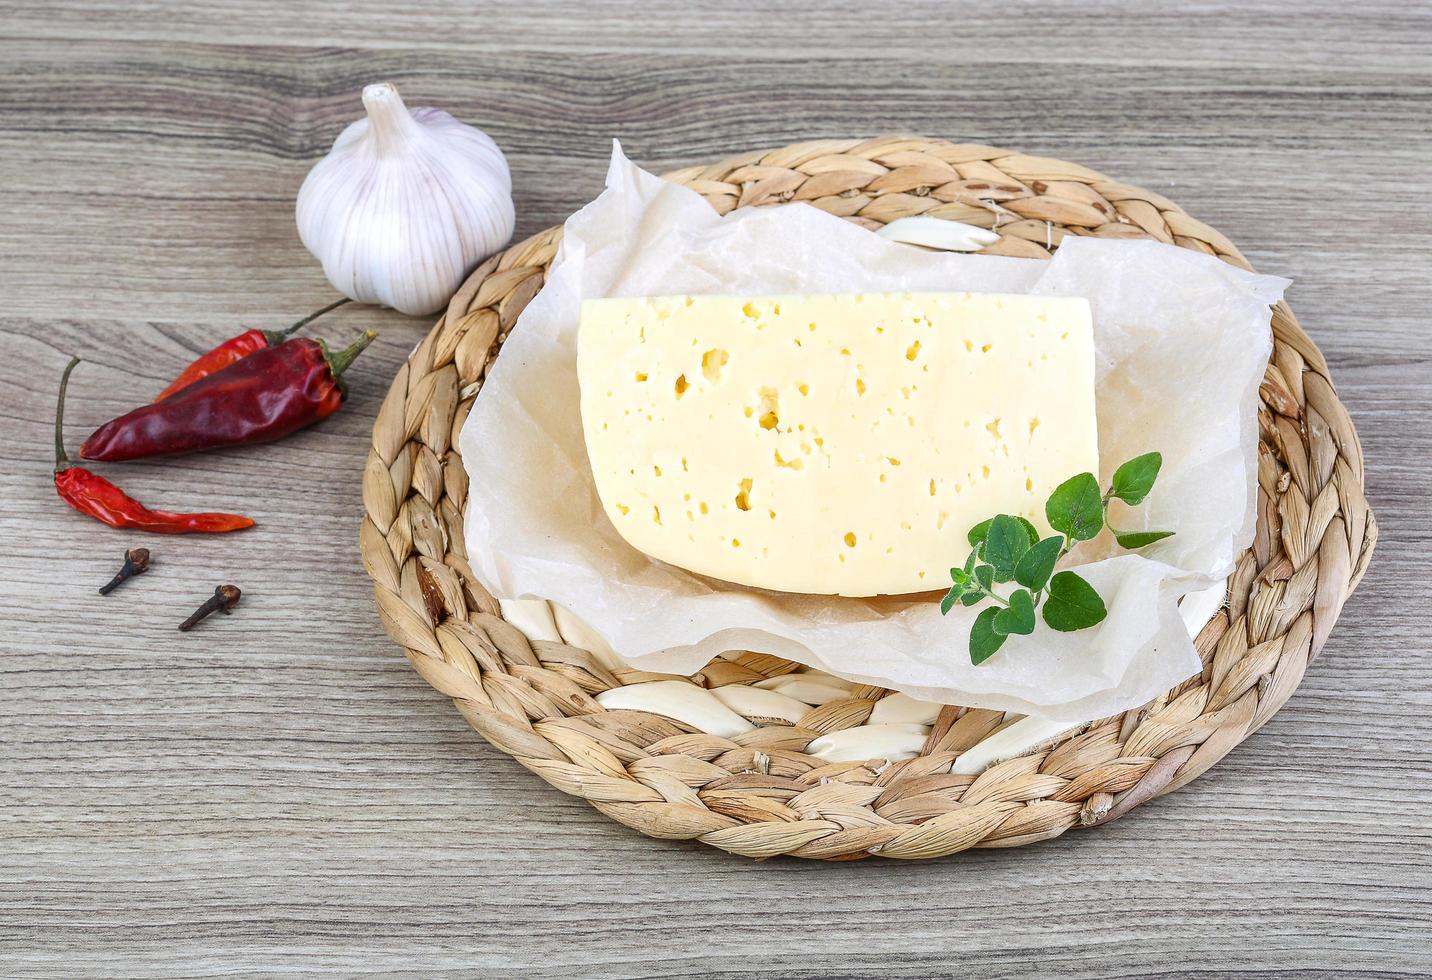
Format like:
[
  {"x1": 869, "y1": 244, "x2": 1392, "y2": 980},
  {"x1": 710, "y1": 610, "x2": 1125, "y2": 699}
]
[{"x1": 361, "y1": 137, "x2": 1376, "y2": 860}]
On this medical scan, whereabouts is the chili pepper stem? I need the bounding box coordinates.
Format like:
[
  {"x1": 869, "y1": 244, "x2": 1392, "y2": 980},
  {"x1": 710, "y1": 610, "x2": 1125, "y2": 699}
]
[
  {"x1": 323, "y1": 330, "x2": 378, "y2": 380},
  {"x1": 98, "y1": 548, "x2": 151, "y2": 595},
  {"x1": 54, "y1": 356, "x2": 81, "y2": 472},
  {"x1": 264, "y1": 297, "x2": 352, "y2": 345},
  {"x1": 179, "y1": 584, "x2": 242, "y2": 631}
]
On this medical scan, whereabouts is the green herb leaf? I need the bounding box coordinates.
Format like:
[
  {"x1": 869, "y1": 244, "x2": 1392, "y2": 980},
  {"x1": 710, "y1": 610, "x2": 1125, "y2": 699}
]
[
  {"x1": 963, "y1": 549, "x2": 979, "y2": 575},
  {"x1": 940, "y1": 586, "x2": 963, "y2": 615},
  {"x1": 1014, "y1": 535, "x2": 1064, "y2": 591},
  {"x1": 993, "y1": 588, "x2": 1037, "y2": 636},
  {"x1": 967, "y1": 518, "x2": 993, "y2": 547},
  {"x1": 1110, "y1": 452, "x2": 1163, "y2": 505},
  {"x1": 1113, "y1": 529, "x2": 1176, "y2": 549},
  {"x1": 974, "y1": 564, "x2": 994, "y2": 592},
  {"x1": 983, "y1": 515, "x2": 1030, "y2": 582},
  {"x1": 1042, "y1": 571, "x2": 1107, "y2": 632},
  {"x1": 969, "y1": 607, "x2": 1007, "y2": 664},
  {"x1": 1045, "y1": 472, "x2": 1104, "y2": 541},
  {"x1": 960, "y1": 591, "x2": 983, "y2": 607},
  {"x1": 949, "y1": 566, "x2": 968, "y2": 585},
  {"x1": 1016, "y1": 517, "x2": 1039, "y2": 547}
]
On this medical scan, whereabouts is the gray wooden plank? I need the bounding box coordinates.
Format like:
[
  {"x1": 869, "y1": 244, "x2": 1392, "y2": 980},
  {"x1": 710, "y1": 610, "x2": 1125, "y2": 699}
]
[
  {"x1": 2, "y1": 1, "x2": 1429, "y2": 74},
  {"x1": 1, "y1": 2, "x2": 1429, "y2": 977}
]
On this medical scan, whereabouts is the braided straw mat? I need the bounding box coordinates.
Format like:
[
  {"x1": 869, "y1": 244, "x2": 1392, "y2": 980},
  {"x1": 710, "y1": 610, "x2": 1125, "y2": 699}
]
[{"x1": 361, "y1": 138, "x2": 1377, "y2": 861}]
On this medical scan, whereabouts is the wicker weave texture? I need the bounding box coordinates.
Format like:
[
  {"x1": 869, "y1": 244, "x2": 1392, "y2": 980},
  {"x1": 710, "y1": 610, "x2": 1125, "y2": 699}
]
[{"x1": 360, "y1": 138, "x2": 1376, "y2": 861}]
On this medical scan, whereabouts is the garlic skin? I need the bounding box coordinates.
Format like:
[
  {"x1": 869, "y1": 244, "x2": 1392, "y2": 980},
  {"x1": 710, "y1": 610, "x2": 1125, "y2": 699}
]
[{"x1": 296, "y1": 83, "x2": 515, "y2": 316}]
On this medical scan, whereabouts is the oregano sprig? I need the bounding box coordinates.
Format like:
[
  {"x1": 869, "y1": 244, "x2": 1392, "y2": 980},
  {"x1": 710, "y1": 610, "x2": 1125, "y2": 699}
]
[{"x1": 940, "y1": 452, "x2": 1174, "y2": 666}]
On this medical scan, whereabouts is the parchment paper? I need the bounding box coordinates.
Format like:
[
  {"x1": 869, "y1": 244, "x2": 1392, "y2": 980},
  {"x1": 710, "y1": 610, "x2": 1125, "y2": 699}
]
[{"x1": 459, "y1": 143, "x2": 1287, "y2": 722}]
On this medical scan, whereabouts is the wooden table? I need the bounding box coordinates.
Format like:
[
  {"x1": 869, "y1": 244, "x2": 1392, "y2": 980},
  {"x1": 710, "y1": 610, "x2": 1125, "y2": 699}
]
[{"x1": 3, "y1": 3, "x2": 1428, "y2": 976}]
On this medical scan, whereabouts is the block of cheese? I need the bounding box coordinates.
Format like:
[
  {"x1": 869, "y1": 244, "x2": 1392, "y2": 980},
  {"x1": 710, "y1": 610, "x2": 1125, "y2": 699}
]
[{"x1": 577, "y1": 291, "x2": 1097, "y2": 597}]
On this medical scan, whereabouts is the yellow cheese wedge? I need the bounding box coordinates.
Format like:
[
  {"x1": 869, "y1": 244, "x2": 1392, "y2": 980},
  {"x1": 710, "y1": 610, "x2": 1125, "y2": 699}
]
[{"x1": 577, "y1": 292, "x2": 1097, "y2": 597}]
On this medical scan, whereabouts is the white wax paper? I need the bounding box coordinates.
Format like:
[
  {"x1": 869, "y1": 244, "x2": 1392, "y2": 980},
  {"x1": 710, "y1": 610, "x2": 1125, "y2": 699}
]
[{"x1": 459, "y1": 144, "x2": 1287, "y2": 723}]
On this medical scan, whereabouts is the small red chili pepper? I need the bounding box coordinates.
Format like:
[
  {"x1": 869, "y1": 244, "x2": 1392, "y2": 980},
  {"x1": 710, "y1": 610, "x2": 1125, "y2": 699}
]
[
  {"x1": 53, "y1": 358, "x2": 255, "y2": 534},
  {"x1": 154, "y1": 297, "x2": 350, "y2": 401},
  {"x1": 80, "y1": 331, "x2": 377, "y2": 462}
]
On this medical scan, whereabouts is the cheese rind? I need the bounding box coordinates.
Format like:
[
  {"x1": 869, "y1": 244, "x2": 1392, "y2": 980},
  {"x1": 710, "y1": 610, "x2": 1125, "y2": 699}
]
[{"x1": 577, "y1": 291, "x2": 1097, "y2": 597}]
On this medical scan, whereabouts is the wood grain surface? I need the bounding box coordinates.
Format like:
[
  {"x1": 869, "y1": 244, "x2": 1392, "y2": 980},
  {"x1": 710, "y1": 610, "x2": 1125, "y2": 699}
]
[{"x1": 2, "y1": 2, "x2": 1429, "y2": 976}]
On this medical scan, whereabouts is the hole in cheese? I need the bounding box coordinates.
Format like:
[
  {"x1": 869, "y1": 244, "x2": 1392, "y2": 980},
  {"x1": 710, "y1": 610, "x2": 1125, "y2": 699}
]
[
  {"x1": 675, "y1": 374, "x2": 689, "y2": 397},
  {"x1": 843, "y1": 532, "x2": 857, "y2": 547},
  {"x1": 701, "y1": 348, "x2": 728, "y2": 381},
  {"x1": 757, "y1": 387, "x2": 780, "y2": 429},
  {"x1": 735, "y1": 478, "x2": 752, "y2": 511}
]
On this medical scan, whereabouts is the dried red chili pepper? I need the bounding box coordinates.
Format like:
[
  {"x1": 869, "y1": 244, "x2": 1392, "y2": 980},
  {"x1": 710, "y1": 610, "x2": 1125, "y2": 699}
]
[
  {"x1": 80, "y1": 331, "x2": 377, "y2": 462},
  {"x1": 53, "y1": 358, "x2": 255, "y2": 534},
  {"x1": 154, "y1": 297, "x2": 350, "y2": 401}
]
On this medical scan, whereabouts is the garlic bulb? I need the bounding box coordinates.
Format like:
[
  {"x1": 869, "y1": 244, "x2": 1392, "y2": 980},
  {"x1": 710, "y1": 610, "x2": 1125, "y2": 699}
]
[{"x1": 296, "y1": 82, "x2": 515, "y2": 316}]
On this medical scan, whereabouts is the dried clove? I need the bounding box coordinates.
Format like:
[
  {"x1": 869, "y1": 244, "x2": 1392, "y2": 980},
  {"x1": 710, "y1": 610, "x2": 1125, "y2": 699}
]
[
  {"x1": 178, "y1": 584, "x2": 242, "y2": 632},
  {"x1": 98, "y1": 548, "x2": 151, "y2": 595}
]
